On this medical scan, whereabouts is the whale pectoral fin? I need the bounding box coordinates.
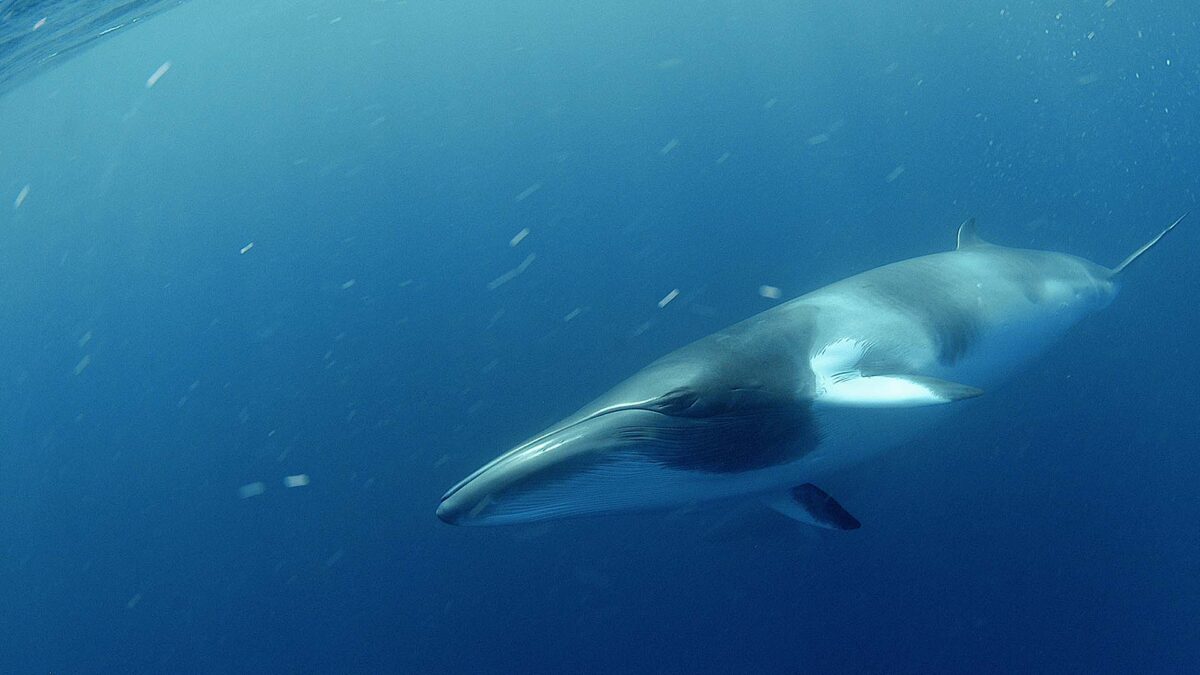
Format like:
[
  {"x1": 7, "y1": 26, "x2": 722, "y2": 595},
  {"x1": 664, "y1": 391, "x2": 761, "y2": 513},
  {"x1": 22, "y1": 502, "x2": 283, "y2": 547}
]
[
  {"x1": 818, "y1": 373, "x2": 982, "y2": 407},
  {"x1": 766, "y1": 483, "x2": 861, "y2": 530}
]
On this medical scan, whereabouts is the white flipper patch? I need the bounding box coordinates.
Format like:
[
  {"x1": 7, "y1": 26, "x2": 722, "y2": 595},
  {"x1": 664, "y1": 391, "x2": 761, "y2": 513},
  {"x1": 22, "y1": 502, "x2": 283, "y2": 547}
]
[{"x1": 811, "y1": 338, "x2": 982, "y2": 407}]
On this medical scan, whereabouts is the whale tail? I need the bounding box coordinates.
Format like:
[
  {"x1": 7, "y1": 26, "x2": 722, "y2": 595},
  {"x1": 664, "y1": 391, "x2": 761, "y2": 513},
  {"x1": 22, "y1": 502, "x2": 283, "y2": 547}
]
[{"x1": 1109, "y1": 212, "x2": 1188, "y2": 277}]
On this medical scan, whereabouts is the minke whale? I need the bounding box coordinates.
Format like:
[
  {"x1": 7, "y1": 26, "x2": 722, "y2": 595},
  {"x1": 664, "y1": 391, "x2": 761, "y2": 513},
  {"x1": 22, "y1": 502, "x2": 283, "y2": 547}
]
[{"x1": 438, "y1": 214, "x2": 1186, "y2": 528}]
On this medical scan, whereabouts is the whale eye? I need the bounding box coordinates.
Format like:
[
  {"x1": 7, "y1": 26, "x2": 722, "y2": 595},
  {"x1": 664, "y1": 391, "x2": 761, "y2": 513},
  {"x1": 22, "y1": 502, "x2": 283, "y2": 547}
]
[{"x1": 654, "y1": 389, "x2": 701, "y2": 415}]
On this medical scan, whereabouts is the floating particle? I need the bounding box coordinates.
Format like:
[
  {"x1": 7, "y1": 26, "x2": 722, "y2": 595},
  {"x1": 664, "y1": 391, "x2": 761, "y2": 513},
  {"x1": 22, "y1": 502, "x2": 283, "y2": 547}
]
[
  {"x1": 657, "y1": 289, "x2": 680, "y2": 308},
  {"x1": 433, "y1": 455, "x2": 450, "y2": 468},
  {"x1": 283, "y1": 474, "x2": 310, "y2": 488},
  {"x1": 656, "y1": 58, "x2": 684, "y2": 70},
  {"x1": 73, "y1": 355, "x2": 91, "y2": 375},
  {"x1": 78, "y1": 330, "x2": 93, "y2": 347},
  {"x1": 33, "y1": 17, "x2": 46, "y2": 30},
  {"x1": 238, "y1": 482, "x2": 266, "y2": 498},
  {"x1": 884, "y1": 165, "x2": 906, "y2": 183},
  {"x1": 509, "y1": 228, "x2": 530, "y2": 247},
  {"x1": 806, "y1": 133, "x2": 830, "y2": 146},
  {"x1": 145, "y1": 61, "x2": 171, "y2": 88},
  {"x1": 239, "y1": 242, "x2": 254, "y2": 254},
  {"x1": 514, "y1": 182, "x2": 542, "y2": 202},
  {"x1": 660, "y1": 138, "x2": 679, "y2": 155},
  {"x1": 13, "y1": 184, "x2": 30, "y2": 208},
  {"x1": 563, "y1": 307, "x2": 583, "y2": 322},
  {"x1": 486, "y1": 253, "x2": 536, "y2": 290},
  {"x1": 763, "y1": 98, "x2": 778, "y2": 110},
  {"x1": 715, "y1": 152, "x2": 730, "y2": 164},
  {"x1": 341, "y1": 279, "x2": 356, "y2": 289},
  {"x1": 759, "y1": 285, "x2": 782, "y2": 299},
  {"x1": 1077, "y1": 73, "x2": 1101, "y2": 85},
  {"x1": 126, "y1": 593, "x2": 142, "y2": 609},
  {"x1": 324, "y1": 549, "x2": 344, "y2": 567}
]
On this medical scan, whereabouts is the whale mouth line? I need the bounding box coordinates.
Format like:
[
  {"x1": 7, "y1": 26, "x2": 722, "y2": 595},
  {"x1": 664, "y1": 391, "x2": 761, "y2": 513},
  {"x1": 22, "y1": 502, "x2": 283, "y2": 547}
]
[{"x1": 438, "y1": 403, "x2": 674, "y2": 504}]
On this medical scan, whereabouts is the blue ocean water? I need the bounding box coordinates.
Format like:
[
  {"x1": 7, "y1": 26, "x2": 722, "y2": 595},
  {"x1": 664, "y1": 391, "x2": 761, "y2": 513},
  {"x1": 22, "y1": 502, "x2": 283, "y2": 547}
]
[{"x1": 0, "y1": 0, "x2": 1197, "y2": 672}]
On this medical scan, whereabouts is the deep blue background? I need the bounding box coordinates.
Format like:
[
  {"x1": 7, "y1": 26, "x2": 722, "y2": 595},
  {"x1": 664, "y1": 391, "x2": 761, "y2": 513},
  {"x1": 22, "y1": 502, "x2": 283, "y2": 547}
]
[{"x1": 1, "y1": 0, "x2": 1197, "y2": 672}]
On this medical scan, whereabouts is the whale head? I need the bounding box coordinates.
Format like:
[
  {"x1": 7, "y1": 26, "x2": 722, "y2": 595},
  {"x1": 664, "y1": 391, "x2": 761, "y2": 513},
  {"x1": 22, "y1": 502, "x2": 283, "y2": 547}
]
[{"x1": 437, "y1": 321, "x2": 818, "y2": 525}]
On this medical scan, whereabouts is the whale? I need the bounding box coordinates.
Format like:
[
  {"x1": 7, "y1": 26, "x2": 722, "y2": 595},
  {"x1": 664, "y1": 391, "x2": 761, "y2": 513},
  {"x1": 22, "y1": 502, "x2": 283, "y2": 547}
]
[{"x1": 437, "y1": 214, "x2": 1186, "y2": 528}]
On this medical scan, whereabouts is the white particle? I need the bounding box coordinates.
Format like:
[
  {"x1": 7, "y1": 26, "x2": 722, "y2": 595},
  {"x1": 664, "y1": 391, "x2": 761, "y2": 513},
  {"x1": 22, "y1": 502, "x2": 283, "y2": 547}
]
[
  {"x1": 660, "y1": 138, "x2": 679, "y2": 155},
  {"x1": 514, "y1": 182, "x2": 542, "y2": 202},
  {"x1": 73, "y1": 355, "x2": 92, "y2": 375},
  {"x1": 13, "y1": 184, "x2": 30, "y2": 208},
  {"x1": 486, "y1": 253, "x2": 536, "y2": 290},
  {"x1": 33, "y1": 17, "x2": 46, "y2": 30},
  {"x1": 758, "y1": 285, "x2": 782, "y2": 299},
  {"x1": 884, "y1": 165, "x2": 906, "y2": 183},
  {"x1": 145, "y1": 61, "x2": 171, "y2": 88},
  {"x1": 239, "y1": 242, "x2": 254, "y2": 254},
  {"x1": 657, "y1": 288, "x2": 680, "y2": 308},
  {"x1": 238, "y1": 482, "x2": 266, "y2": 498},
  {"x1": 509, "y1": 227, "x2": 530, "y2": 247},
  {"x1": 283, "y1": 474, "x2": 310, "y2": 488},
  {"x1": 341, "y1": 279, "x2": 356, "y2": 289}
]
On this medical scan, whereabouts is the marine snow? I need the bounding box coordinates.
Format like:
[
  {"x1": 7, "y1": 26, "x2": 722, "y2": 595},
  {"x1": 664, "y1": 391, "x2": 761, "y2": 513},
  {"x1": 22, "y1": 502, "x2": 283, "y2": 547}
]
[
  {"x1": 657, "y1": 288, "x2": 680, "y2": 308},
  {"x1": 145, "y1": 61, "x2": 171, "y2": 88},
  {"x1": 238, "y1": 482, "x2": 266, "y2": 499},
  {"x1": 514, "y1": 182, "x2": 542, "y2": 202}
]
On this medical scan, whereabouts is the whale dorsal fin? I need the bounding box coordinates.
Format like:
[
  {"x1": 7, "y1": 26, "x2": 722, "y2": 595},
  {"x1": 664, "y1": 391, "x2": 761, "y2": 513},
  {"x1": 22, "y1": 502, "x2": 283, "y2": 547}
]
[{"x1": 956, "y1": 217, "x2": 988, "y2": 250}]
